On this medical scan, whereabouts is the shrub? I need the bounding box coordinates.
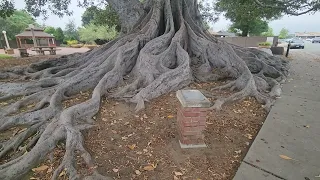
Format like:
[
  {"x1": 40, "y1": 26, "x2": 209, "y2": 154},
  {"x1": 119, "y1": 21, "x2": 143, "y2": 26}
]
[
  {"x1": 67, "y1": 40, "x2": 78, "y2": 46},
  {"x1": 258, "y1": 42, "x2": 272, "y2": 46}
]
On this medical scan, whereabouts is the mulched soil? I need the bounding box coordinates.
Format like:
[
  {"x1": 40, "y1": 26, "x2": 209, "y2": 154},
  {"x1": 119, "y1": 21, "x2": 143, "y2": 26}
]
[{"x1": 0, "y1": 56, "x2": 267, "y2": 180}]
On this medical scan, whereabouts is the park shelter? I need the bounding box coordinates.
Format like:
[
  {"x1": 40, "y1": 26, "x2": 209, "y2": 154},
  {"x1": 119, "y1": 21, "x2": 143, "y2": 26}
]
[{"x1": 15, "y1": 27, "x2": 56, "y2": 49}]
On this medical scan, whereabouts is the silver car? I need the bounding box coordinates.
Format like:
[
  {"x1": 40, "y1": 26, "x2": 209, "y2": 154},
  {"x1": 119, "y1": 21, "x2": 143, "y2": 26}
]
[
  {"x1": 289, "y1": 39, "x2": 305, "y2": 49},
  {"x1": 312, "y1": 37, "x2": 320, "y2": 43}
]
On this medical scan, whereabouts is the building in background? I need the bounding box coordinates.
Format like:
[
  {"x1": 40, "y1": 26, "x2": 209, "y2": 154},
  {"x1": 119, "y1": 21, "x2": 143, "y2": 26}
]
[
  {"x1": 15, "y1": 27, "x2": 56, "y2": 49},
  {"x1": 295, "y1": 32, "x2": 320, "y2": 39}
]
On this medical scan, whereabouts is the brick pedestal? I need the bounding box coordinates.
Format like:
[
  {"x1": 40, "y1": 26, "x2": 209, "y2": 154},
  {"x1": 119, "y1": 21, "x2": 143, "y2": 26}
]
[{"x1": 176, "y1": 90, "x2": 211, "y2": 148}]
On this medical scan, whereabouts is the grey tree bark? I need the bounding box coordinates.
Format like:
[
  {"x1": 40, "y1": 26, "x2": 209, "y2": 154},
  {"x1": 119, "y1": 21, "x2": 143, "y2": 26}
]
[
  {"x1": 106, "y1": 0, "x2": 145, "y2": 34},
  {"x1": 0, "y1": 0, "x2": 288, "y2": 179}
]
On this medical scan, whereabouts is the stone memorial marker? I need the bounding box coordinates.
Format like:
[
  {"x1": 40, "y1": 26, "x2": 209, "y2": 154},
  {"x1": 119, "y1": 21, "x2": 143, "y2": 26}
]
[{"x1": 176, "y1": 90, "x2": 211, "y2": 148}]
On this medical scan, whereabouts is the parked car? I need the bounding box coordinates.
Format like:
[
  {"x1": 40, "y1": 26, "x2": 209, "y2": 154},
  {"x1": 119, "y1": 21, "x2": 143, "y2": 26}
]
[
  {"x1": 312, "y1": 37, "x2": 320, "y2": 43},
  {"x1": 306, "y1": 38, "x2": 313, "y2": 41},
  {"x1": 289, "y1": 39, "x2": 305, "y2": 49}
]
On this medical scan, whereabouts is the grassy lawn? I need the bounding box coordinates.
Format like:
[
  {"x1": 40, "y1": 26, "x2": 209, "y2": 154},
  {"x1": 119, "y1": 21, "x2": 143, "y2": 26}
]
[{"x1": 0, "y1": 54, "x2": 14, "y2": 59}]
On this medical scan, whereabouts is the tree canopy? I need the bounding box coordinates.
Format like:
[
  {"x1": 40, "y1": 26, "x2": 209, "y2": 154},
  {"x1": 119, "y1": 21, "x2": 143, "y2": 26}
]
[
  {"x1": 78, "y1": 23, "x2": 118, "y2": 43},
  {"x1": 54, "y1": 27, "x2": 65, "y2": 42},
  {"x1": 44, "y1": 26, "x2": 65, "y2": 42},
  {"x1": 228, "y1": 18, "x2": 269, "y2": 37},
  {"x1": 64, "y1": 20, "x2": 79, "y2": 41},
  {"x1": 278, "y1": 28, "x2": 289, "y2": 39},
  {"x1": 82, "y1": 5, "x2": 120, "y2": 31},
  {"x1": 254, "y1": 0, "x2": 320, "y2": 16},
  {"x1": 261, "y1": 27, "x2": 275, "y2": 37},
  {"x1": 1, "y1": 0, "x2": 320, "y2": 20},
  {"x1": 214, "y1": 0, "x2": 281, "y2": 36},
  {"x1": 44, "y1": 26, "x2": 56, "y2": 35},
  {"x1": 0, "y1": 10, "x2": 36, "y2": 40}
]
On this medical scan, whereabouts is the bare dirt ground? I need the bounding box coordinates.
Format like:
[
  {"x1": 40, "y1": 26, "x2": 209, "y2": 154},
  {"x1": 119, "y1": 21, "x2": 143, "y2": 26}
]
[{"x1": 0, "y1": 56, "x2": 267, "y2": 180}]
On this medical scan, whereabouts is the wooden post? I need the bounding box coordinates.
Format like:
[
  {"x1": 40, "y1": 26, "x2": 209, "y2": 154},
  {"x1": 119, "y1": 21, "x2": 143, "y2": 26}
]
[
  {"x1": 18, "y1": 38, "x2": 22, "y2": 48},
  {"x1": 286, "y1": 43, "x2": 291, "y2": 57},
  {"x1": 16, "y1": 38, "x2": 19, "y2": 48}
]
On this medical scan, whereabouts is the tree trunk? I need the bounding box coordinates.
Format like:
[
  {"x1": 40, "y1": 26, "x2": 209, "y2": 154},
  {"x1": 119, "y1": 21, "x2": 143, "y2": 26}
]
[
  {"x1": 0, "y1": 0, "x2": 288, "y2": 179},
  {"x1": 106, "y1": 0, "x2": 145, "y2": 34},
  {"x1": 241, "y1": 28, "x2": 249, "y2": 37}
]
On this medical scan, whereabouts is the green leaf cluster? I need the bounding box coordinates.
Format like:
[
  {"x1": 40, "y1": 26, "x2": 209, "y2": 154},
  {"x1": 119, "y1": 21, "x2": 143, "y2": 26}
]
[
  {"x1": 0, "y1": 10, "x2": 36, "y2": 40},
  {"x1": 78, "y1": 23, "x2": 119, "y2": 44}
]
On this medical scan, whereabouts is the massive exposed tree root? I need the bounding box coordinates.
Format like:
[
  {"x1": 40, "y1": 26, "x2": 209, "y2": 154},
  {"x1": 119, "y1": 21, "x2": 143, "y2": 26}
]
[{"x1": 0, "y1": 0, "x2": 288, "y2": 179}]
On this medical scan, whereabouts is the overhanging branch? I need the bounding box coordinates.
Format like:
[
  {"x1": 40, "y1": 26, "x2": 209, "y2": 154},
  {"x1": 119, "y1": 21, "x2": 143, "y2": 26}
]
[{"x1": 254, "y1": 0, "x2": 320, "y2": 16}]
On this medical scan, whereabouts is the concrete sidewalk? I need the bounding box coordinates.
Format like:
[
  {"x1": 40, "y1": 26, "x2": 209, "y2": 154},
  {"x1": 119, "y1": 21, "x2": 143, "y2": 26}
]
[{"x1": 233, "y1": 52, "x2": 320, "y2": 180}]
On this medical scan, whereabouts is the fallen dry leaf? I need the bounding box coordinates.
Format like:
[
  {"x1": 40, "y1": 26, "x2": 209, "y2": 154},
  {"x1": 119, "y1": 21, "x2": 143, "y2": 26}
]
[
  {"x1": 32, "y1": 165, "x2": 49, "y2": 172},
  {"x1": 29, "y1": 177, "x2": 38, "y2": 180},
  {"x1": 279, "y1": 155, "x2": 293, "y2": 160},
  {"x1": 174, "y1": 171, "x2": 183, "y2": 176},
  {"x1": 121, "y1": 136, "x2": 128, "y2": 140},
  {"x1": 135, "y1": 170, "x2": 141, "y2": 175},
  {"x1": 127, "y1": 144, "x2": 136, "y2": 150},
  {"x1": 113, "y1": 168, "x2": 119, "y2": 172},
  {"x1": 174, "y1": 176, "x2": 179, "y2": 180},
  {"x1": 235, "y1": 150, "x2": 242, "y2": 154},
  {"x1": 167, "y1": 115, "x2": 174, "y2": 118},
  {"x1": 59, "y1": 169, "x2": 66, "y2": 177},
  {"x1": 47, "y1": 167, "x2": 53, "y2": 173},
  {"x1": 143, "y1": 114, "x2": 148, "y2": 119},
  {"x1": 245, "y1": 134, "x2": 253, "y2": 140},
  {"x1": 143, "y1": 165, "x2": 155, "y2": 171}
]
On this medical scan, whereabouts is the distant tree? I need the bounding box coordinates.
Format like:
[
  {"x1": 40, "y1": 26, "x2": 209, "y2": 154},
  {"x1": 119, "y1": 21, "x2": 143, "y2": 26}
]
[
  {"x1": 81, "y1": 6, "x2": 97, "y2": 26},
  {"x1": 278, "y1": 28, "x2": 289, "y2": 39},
  {"x1": 64, "y1": 20, "x2": 79, "y2": 41},
  {"x1": 214, "y1": 0, "x2": 280, "y2": 37},
  {"x1": 262, "y1": 27, "x2": 274, "y2": 37},
  {"x1": 44, "y1": 26, "x2": 56, "y2": 35},
  {"x1": 0, "y1": 10, "x2": 36, "y2": 40},
  {"x1": 53, "y1": 27, "x2": 65, "y2": 42},
  {"x1": 228, "y1": 19, "x2": 269, "y2": 37},
  {"x1": 78, "y1": 23, "x2": 118, "y2": 43},
  {"x1": 82, "y1": 5, "x2": 120, "y2": 32}
]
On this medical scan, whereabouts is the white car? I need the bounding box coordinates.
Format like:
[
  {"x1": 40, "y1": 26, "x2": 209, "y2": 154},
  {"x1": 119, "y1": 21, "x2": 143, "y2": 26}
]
[{"x1": 306, "y1": 38, "x2": 313, "y2": 41}]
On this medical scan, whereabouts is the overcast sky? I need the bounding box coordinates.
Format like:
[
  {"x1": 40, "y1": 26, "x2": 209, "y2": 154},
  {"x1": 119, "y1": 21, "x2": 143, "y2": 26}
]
[{"x1": 15, "y1": 0, "x2": 320, "y2": 34}]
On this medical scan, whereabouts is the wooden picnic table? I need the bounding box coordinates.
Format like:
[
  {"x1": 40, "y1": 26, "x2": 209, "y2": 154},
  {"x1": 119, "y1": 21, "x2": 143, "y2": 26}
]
[{"x1": 32, "y1": 46, "x2": 59, "y2": 55}]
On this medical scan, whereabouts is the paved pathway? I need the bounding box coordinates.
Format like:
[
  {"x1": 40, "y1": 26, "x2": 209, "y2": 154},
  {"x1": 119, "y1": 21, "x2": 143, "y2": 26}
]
[
  {"x1": 0, "y1": 47, "x2": 89, "y2": 56},
  {"x1": 233, "y1": 52, "x2": 320, "y2": 180}
]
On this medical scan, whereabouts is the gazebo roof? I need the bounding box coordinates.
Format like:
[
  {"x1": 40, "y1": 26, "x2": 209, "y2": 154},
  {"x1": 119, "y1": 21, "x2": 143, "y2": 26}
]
[{"x1": 15, "y1": 29, "x2": 54, "y2": 38}]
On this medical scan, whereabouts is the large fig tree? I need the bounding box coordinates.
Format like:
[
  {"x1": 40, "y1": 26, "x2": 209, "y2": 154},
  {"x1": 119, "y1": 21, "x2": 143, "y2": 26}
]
[{"x1": 0, "y1": 0, "x2": 288, "y2": 179}]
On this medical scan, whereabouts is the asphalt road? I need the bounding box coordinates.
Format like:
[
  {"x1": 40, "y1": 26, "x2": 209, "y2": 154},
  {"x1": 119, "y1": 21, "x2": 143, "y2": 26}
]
[{"x1": 291, "y1": 41, "x2": 320, "y2": 56}]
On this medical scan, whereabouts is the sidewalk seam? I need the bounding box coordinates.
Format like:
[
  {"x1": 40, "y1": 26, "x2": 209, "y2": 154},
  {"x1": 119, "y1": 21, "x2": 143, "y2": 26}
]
[{"x1": 243, "y1": 161, "x2": 287, "y2": 180}]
